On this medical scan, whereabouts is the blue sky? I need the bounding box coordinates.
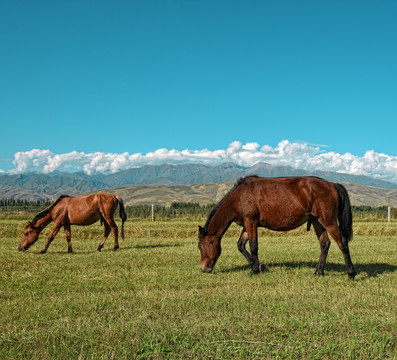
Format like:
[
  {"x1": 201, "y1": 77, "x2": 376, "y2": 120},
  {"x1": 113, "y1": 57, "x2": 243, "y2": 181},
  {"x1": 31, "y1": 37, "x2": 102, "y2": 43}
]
[{"x1": 1, "y1": 0, "x2": 397, "y2": 179}]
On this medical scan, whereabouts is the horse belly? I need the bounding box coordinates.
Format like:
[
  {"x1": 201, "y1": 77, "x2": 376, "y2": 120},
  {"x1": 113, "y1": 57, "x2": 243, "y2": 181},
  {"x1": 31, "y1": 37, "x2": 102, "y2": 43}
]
[
  {"x1": 259, "y1": 209, "x2": 309, "y2": 231},
  {"x1": 68, "y1": 209, "x2": 101, "y2": 225}
]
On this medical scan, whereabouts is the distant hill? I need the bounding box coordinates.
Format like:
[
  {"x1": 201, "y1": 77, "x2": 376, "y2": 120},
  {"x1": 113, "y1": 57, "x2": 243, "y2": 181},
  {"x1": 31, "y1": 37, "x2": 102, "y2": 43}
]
[
  {"x1": 86, "y1": 181, "x2": 397, "y2": 208},
  {"x1": 92, "y1": 182, "x2": 236, "y2": 207},
  {"x1": 0, "y1": 172, "x2": 108, "y2": 200},
  {"x1": 0, "y1": 163, "x2": 396, "y2": 204}
]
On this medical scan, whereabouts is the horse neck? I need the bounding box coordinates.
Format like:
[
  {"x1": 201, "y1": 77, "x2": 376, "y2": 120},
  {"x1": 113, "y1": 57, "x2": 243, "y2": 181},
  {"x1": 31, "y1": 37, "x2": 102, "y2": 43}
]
[
  {"x1": 206, "y1": 198, "x2": 233, "y2": 238},
  {"x1": 33, "y1": 212, "x2": 53, "y2": 232}
]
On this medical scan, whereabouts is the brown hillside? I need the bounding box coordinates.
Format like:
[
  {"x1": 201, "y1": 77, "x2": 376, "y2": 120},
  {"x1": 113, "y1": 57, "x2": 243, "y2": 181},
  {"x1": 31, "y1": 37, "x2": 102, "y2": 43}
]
[{"x1": 87, "y1": 181, "x2": 397, "y2": 207}]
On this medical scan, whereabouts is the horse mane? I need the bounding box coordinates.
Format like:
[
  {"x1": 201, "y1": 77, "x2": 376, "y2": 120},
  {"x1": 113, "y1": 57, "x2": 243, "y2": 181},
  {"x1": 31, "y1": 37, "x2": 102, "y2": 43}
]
[
  {"x1": 31, "y1": 195, "x2": 69, "y2": 225},
  {"x1": 203, "y1": 175, "x2": 259, "y2": 232}
]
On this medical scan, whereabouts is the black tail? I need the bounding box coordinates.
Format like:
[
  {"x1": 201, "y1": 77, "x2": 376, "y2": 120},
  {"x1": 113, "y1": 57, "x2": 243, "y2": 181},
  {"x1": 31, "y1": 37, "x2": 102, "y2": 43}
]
[
  {"x1": 334, "y1": 183, "x2": 353, "y2": 242},
  {"x1": 116, "y1": 196, "x2": 127, "y2": 240}
]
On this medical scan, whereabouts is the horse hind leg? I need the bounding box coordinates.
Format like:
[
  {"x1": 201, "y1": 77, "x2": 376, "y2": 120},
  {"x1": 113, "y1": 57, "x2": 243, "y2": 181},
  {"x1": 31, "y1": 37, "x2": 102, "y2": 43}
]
[
  {"x1": 97, "y1": 221, "x2": 111, "y2": 252},
  {"x1": 325, "y1": 223, "x2": 356, "y2": 280},
  {"x1": 312, "y1": 220, "x2": 331, "y2": 276},
  {"x1": 64, "y1": 224, "x2": 72, "y2": 253},
  {"x1": 103, "y1": 216, "x2": 119, "y2": 251}
]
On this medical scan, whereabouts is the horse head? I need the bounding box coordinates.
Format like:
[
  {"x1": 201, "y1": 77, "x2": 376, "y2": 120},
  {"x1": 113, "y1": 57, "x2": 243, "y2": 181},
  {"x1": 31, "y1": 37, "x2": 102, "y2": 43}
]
[
  {"x1": 198, "y1": 226, "x2": 221, "y2": 273},
  {"x1": 19, "y1": 221, "x2": 40, "y2": 251}
]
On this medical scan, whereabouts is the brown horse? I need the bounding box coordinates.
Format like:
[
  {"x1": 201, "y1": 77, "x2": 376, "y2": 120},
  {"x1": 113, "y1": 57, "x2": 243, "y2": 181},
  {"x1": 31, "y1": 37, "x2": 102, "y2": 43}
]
[
  {"x1": 19, "y1": 192, "x2": 127, "y2": 253},
  {"x1": 198, "y1": 176, "x2": 356, "y2": 280}
]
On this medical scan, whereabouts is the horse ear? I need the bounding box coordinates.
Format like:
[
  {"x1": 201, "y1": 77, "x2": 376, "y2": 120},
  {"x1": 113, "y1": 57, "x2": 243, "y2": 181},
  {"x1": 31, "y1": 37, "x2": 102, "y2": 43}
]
[{"x1": 198, "y1": 226, "x2": 205, "y2": 236}]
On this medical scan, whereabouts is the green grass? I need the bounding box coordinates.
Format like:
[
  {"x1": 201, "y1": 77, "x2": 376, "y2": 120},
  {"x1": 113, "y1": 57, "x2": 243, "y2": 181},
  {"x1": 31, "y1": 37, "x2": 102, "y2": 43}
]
[{"x1": 1, "y1": 217, "x2": 396, "y2": 359}]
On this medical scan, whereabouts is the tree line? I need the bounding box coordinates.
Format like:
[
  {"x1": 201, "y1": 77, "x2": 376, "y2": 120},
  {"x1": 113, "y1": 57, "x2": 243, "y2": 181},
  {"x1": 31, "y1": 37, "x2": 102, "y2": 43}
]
[
  {"x1": 0, "y1": 199, "x2": 396, "y2": 220},
  {"x1": 0, "y1": 199, "x2": 215, "y2": 219},
  {"x1": 0, "y1": 199, "x2": 52, "y2": 212},
  {"x1": 125, "y1": 202, "x2": 216, "y2": 219}
]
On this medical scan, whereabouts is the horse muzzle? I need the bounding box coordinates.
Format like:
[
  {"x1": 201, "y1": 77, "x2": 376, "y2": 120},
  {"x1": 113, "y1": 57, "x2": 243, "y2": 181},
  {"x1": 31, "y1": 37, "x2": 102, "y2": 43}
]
[{"x1": 200, "y1": 266, "x2": 213, "y2": 273}]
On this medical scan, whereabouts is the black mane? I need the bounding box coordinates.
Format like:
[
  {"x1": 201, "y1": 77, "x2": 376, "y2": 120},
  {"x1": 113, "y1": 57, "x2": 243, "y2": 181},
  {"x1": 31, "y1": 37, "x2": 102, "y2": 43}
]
[
  {"x1": 203, "y1": 175, "x2": 259, "y2": 232},
  {"x1": 31, "y1": 195, "x2": 69, "y2": 225}
]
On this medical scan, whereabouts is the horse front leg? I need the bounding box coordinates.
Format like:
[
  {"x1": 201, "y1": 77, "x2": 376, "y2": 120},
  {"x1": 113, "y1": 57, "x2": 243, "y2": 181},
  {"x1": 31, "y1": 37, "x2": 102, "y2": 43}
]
[
  {"x1": 245, "y1": 221, "x2": 263, "y2": 274},
  {"x1": 237, "y1": 228, "x2": 254, "y2": 266},
  {"x1": 64, "y1": 224, "x2": 72, "y2": 253},
  {"x1": 40, "y1": 223, "x2": 62, "y2": 254}
]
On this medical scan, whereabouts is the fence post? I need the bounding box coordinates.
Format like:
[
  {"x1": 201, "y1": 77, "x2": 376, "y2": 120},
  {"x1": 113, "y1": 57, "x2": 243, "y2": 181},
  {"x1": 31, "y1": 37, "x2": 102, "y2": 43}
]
[
  {"x1": 152, "y1": 204, "x2": 154, "y2": 221},
  {"x1": 388, "y1": 207, "x2": 391, "y2": 222}
]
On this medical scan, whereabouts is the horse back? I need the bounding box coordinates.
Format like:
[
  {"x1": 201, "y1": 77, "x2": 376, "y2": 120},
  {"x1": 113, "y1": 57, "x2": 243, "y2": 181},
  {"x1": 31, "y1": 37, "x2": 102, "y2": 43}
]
[
  {"x1": 232, "y1": 176, "x2": 339, "y2": 230},
  {"x1": 57, "y1": 192, "x2": 118, "y2": 225},
  {"x1": 237, "y1": 175, "x2": 336, "y2": 203}
]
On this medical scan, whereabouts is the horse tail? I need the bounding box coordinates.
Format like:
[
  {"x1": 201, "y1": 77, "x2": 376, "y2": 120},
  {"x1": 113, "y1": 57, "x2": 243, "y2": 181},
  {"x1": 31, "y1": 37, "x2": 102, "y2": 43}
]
[
  {"x1": 333, "y1": 183, "x2": 353, "y2": 242},
  {"x1": 116, "y1": 196, "x2": 127, "y2": 240}
]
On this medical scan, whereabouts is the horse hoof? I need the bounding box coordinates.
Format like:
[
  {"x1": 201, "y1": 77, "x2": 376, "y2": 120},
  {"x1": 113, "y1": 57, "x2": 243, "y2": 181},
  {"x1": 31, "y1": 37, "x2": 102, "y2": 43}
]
[
  {"x1": 250, "y1": 268, "x2": 260, "y2": 275},
  {"x1": 348, "y1": 272, "x2": 356, "y2": 281},
  {"x1": 314, "y1": 270, "x2": 324, "y2": 277},
  {"x1": 259, "y1": 263, "x2": 267, "y2": 272},
  {"x1": 113, "y1": 245, "x2": 119, "y2": 251},
  {"x1": 40, "y1": 250, "x2": 46, "y2": 254}
]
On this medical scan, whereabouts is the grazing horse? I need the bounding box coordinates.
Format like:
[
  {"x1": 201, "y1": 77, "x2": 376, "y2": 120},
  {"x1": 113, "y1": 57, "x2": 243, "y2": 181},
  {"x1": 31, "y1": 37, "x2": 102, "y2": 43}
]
[
  {"x1": 19, "y1": 192, "x2": 127, "y2": 253},
  {"x1": 198, "y1": 176, "x2": 356, "y2": 280}
]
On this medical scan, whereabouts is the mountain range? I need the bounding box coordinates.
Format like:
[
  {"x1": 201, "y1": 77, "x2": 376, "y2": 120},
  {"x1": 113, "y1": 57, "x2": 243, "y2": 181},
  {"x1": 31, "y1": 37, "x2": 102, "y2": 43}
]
[{"x1": 1, "y1": 162, "x2": 396, "y2": 205}]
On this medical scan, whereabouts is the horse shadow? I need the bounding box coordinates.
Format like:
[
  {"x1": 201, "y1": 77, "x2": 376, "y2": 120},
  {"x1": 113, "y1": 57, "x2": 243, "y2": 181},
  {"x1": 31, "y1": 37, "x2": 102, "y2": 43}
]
[
  {"x1": 127, "y1": 243, "x2": 183, "y2": 250},
  {"x1": 222, "y1": 261, "x2": 397, "y2": 278},
  {"x1": 30, "y1": 243, "x2": 182, "y2": 254}
]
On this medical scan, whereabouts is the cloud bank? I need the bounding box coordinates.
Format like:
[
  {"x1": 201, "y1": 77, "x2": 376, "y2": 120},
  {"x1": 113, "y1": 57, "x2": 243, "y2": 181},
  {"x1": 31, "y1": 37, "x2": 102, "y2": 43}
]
[{"x1": 4, "y1": 140, "x2": 397, "y2": 184}]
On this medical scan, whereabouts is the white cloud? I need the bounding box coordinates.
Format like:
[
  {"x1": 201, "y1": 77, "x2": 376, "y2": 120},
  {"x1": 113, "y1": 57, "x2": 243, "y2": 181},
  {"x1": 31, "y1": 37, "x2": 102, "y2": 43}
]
[{"x1": 5, "y1": 140, "x2": 397, "y2": 183}]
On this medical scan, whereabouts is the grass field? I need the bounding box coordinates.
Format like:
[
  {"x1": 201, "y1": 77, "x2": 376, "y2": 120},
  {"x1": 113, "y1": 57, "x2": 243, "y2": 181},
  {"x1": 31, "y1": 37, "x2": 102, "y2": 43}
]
[{"x1": 1, "y1": 215, "x2": 396, "y2": 359}]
